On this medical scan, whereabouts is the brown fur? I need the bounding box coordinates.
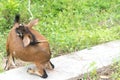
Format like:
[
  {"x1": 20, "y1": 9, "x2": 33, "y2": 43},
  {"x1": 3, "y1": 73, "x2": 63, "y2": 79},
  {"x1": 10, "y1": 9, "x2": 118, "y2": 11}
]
[{"x1": 5, "y1": 15, "x2": 54, "y2": 78}]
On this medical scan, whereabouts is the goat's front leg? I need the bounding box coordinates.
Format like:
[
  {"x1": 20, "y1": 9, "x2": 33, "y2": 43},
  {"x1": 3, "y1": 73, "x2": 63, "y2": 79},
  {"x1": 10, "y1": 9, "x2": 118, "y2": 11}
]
[
  {"x1": 27, "y1": 62, "x2": 48, "y2": 78},
  {"x1": 4, "y1": 53, "x2": 16, "y2": 70}
]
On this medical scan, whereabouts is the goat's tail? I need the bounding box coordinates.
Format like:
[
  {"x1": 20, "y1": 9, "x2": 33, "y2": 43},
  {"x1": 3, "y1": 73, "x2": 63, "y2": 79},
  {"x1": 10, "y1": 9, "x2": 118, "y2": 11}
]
[{"x1": 14, "y1": 14, "x2": 20, "y2": 23}]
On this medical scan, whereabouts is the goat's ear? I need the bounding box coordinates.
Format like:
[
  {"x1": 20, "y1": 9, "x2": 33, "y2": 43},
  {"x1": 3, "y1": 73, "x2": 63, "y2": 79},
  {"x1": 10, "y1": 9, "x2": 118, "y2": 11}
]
[
  {"x1": 27, "y1": 19, "x2": 39, "y2": 28},
  {"x1": 23, "y1": 35, "x2": 30, "y2": 47}
]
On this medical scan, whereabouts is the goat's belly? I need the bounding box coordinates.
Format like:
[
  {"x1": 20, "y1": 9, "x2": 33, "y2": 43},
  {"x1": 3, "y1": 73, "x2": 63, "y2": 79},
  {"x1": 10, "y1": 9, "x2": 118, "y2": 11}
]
[{"x1": 13, "y1": 52, "x2": 50, "y2": 63}]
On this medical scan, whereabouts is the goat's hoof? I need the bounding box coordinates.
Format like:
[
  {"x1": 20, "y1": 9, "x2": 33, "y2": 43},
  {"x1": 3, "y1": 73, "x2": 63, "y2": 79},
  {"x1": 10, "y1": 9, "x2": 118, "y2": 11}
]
[
  {"x1": 4, "y1": 66, "x2": 16, "y2": 71},
  {"x1": 4, "y1": 60, "x2": 9, "y2": 70},
  {"x1": 4, "y1": 66, "x2": 9, "y2": 71},
  {"x1": 41, "y1": 70, "x2": 48, "y2": 78},
  {"x1": 50, "y1": 62, "x2": 55, "y2": 69}
]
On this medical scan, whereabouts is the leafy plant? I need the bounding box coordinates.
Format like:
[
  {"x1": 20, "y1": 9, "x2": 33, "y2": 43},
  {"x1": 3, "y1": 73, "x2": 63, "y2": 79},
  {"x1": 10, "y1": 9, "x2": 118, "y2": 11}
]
[{"x1": 0, "y1": 0, "x2": 19, "y2": 30}]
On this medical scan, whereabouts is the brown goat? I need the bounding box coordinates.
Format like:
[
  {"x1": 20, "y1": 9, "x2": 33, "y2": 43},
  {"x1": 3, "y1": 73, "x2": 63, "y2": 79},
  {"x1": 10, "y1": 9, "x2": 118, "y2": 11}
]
[{"x1": 5, "y1": 14, "x2": 54, "y2": 78}]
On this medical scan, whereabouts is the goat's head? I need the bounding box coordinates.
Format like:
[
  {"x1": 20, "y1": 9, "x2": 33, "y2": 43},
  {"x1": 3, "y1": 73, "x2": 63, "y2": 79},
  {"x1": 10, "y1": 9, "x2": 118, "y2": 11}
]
[{"x1": 14, "y1": 14, "x2": 39, "y2": 47}]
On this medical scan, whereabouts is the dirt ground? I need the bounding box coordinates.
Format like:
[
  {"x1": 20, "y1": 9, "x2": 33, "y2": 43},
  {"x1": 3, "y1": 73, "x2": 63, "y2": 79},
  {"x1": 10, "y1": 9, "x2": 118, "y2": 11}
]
[
  {"x1": 79, "y1": 65, "x2": 114, "y2": 80},
  {"x1": 2, "y1": 58, "x2": 29, "y2": 70}
]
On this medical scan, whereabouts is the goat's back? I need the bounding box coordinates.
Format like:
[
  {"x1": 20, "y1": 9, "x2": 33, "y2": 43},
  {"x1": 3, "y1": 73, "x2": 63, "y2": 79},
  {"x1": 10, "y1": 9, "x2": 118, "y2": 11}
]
[{"x1": 7, "y1": 27, "x2": 51, "y2": 63}]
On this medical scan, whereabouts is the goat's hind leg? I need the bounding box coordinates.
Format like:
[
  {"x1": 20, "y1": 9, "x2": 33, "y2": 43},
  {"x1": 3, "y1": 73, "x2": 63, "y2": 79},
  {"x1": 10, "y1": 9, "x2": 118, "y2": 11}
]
[
  {"x1": 4, "y1": 53, "x2": 16, "y2": 70},
  {"x1": 46, "y1": 61, "x2": 54, "y2": 70}
]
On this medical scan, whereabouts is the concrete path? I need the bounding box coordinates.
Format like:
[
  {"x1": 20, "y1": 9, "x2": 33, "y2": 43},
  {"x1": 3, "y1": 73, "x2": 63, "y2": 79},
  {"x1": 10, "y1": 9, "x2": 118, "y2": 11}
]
[{"x1": 0, "y1": 40, "x2": 120, "y2": 80}]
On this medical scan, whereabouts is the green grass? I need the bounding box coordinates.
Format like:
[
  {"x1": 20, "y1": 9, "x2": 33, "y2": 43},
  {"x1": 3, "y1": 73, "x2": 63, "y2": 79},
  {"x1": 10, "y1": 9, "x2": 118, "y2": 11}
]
[
  {"x1": 110, "y1": 62, "x2": 120, "y2": 80},
  {"x1": 0, "y1": 0, "x2": 120, "y2": 72},
  {"x1": 80, "y1": 59, "x2": 120, "y2": 80}
]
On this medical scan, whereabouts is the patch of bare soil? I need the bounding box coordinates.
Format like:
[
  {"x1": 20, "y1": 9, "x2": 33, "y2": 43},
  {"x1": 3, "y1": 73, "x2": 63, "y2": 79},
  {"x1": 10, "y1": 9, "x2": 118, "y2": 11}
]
[
  {"x1": 2, "y1": 58, "x2": 29, "y2": 70},
  {"x1": 77, "y1": 65, "x2": 114, "y2": 80},
  {"x1": 97, "y1": 66, "x2": 113, "y2": 80}
]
